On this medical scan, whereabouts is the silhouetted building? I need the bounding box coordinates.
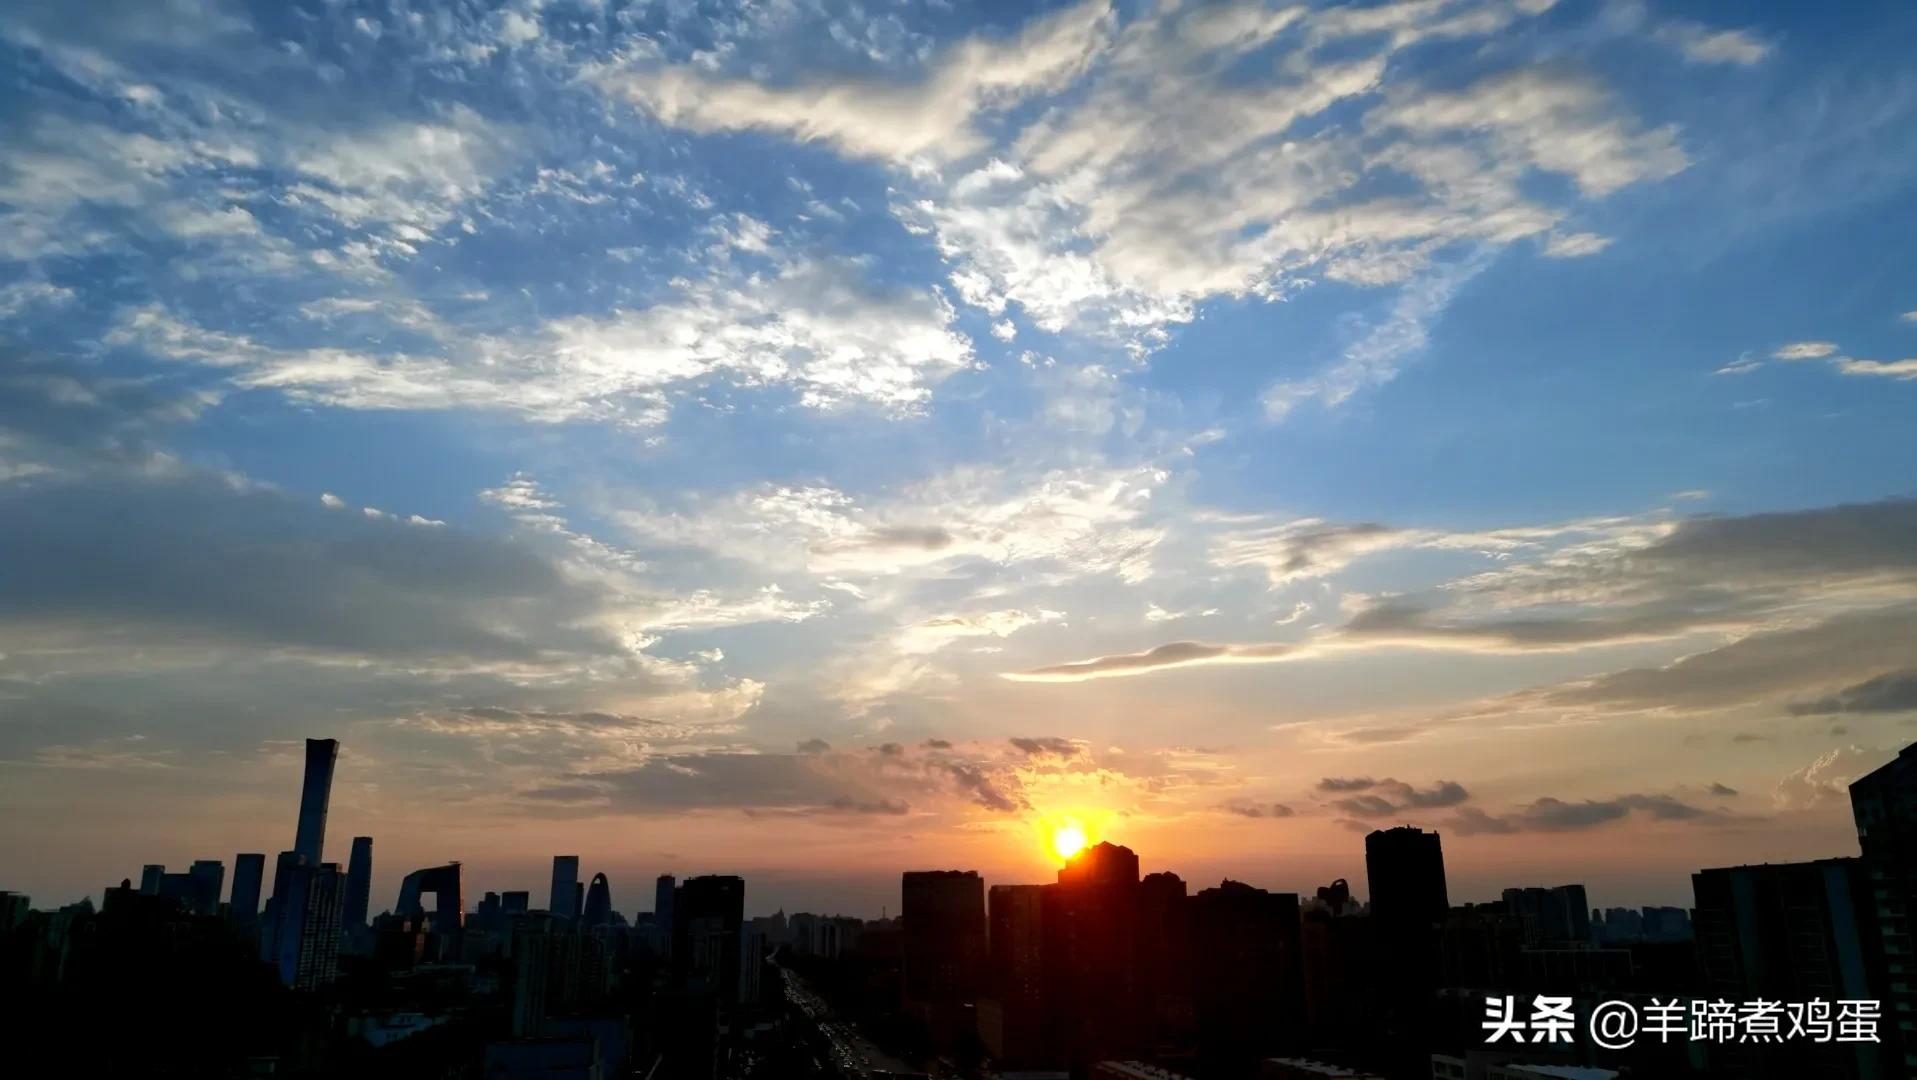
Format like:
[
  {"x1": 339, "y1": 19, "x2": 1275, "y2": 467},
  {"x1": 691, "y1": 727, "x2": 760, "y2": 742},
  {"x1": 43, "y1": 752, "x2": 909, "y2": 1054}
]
[
  {"x1": 1051, "y1": 842, "x2": 1144, "y2": 1069},
  {"x1": 982, "y1": 883, "x2": 1050, "y2": 1066},
  {"x1": 395, "y1": 861, "x2": 465, "y2": 934},
  {"x1": 294, "y1": 738, "x2": 338, "y2": 865},
  {"x1": 582, "y1": 872, "x2": 613, "y2": 927},
  {"x1": 550, "y1": 855, "x2": 581, "y2": 920},
  {"x1": 653, "y1": 874, "x2": 675, "y2": 960},
  {"x1": 1366, "y1": 826, "x2": 1448, "y2": 924},
  {"x1": 187, "y1": 860, "x2": 225, "y2": 917},
  {"x1": 1138, "y1": 870, "x2": 1194, "y2": 1050},
  {"x1": 1190, "y1": 880, "x2": 1305, "y2": 1069},
  {"x1": 902, "y1": 869, "x2": 984, "y2": 1003},
  {"x1": 1693, "y1": 858, "x2": 1885, "y2": 1078},
  {"x1": 1853, "y1": 744, "x2": 1917, "y2": 1077},
  {"x1": 1364, "y1": 827, "x2": 1448, "y2": 1075},
  {"x1": 267, "y1": 853, "x2": 345, "y2": 989},
  {"x1": 230, "y1": 853, "x2": 264, "y2": 927},
  {"x1": 509, "y1": 911, "x2": 554, "y2": 1037},
  {"x1": 343, "y1": 836, "x2": 373, "y2": 929},
  {"x1": 674, "y1": 874, "x2": 745, "y2": 1002},
  {"x1": 503, "y1": 890, "x2": 530, "y2": 915},
  {"x1": 1502, "y1": 885, "x2": 1592, "y2": 945},
  {"x1": 139, "y1": 864, "x2": 164, "y2": 895}
]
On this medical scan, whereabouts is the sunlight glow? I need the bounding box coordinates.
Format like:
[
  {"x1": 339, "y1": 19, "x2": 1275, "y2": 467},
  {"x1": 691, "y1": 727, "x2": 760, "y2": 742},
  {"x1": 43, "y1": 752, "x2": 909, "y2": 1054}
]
[{"x1": 1051, "y1": 823, "x2": 1088, "y2": 861}]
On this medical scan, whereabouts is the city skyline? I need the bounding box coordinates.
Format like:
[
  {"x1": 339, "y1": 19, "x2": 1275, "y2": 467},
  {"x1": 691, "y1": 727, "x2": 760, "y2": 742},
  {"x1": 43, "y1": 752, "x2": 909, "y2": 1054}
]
[{"x1": 5, "y1": 0, "x2": 1917, "y2": 920}]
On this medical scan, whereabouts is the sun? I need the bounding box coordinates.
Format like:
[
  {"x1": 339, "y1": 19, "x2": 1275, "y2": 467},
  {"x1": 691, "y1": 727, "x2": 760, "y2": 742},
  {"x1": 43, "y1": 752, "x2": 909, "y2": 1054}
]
[{"x1": 1051, "y1": 823, "x2": 1088, "y2": 861}]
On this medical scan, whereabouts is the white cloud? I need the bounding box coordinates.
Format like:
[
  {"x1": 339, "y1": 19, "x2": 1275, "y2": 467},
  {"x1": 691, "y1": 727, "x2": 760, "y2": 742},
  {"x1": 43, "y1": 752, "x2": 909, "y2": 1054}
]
[
  {"x1": 1264, "y1": 254, "x2": 1489, "y2": 421},
  {"x1": 1772, "y1": 341, "x2": 1839, "y2": 360},
  {"x1": 1543, "y1": 231, "x2": 1613, "y2": 258},
  {"x1": 591, "y1": 0, "x2": 1114, "y2": 162},
  {"x1": 1836, "y1": 358, "x2": 1917, "y2": 381},
  {"x1": 1371, "y1": 69, "x2": 1687, "y2": 198},
  {"x1": 1656, "y1": 22, "x2": 1770, "y2": 66},
  {"x1": 0, "y1": 281, "x2": 76, "y2": 319},
  {"x1": 108, "y1": 254, "x2": 976, "y2": 422}
]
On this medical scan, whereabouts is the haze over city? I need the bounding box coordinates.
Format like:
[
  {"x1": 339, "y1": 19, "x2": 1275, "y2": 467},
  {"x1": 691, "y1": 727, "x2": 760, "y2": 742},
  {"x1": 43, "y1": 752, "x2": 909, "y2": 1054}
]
[{"x1": 4, "y1": 0, "x2": 1917, "y2": 922}]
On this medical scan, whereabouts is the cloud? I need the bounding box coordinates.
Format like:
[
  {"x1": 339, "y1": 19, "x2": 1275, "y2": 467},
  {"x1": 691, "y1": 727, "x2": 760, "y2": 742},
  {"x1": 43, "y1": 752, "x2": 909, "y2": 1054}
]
[
  {"x1": 1774, "y1": 746, "x2": 1885, "y2": 811},
  {"x1": 1773, "y1": 341, "x2": 1840, "y2": 360},
  {"x1": 1005, "y1": 640, "x2": 1303, "y2": 683},
  {"x1": 1654, "y1": 21, "x2": 1771, "y2": 66},
  {"x1": 1370, "y1": 68, "x2": 1687, "y2": 198},
  {"x1": 109, "y1": 253, "x2": 977, "y2": 422},
  {"x1": 1790, "y1": 671, "x2": 1917, "y2": 716},
  {"x1": 1835, "y1": 358, "x2": 1917, "y2": 381},
  {"x1": 1325, "y1": 778, "x2": 1470, "y2": 818},
  {"x1": 1708, "y1": 783, "x2": 1739, "y2": 797},
  {"x1": 1007, "y1": 736, "x2": 1082, "y2": 758},
  {"x1": 1222, "y1": 800, "x2": 1295, "y2": 819},
  {"x1": 591, "y1": 0, "x2": 1114, "y2": 162},
  {"x1": 1450, "y1": 792, "x2": 1716, "y2": 834}
]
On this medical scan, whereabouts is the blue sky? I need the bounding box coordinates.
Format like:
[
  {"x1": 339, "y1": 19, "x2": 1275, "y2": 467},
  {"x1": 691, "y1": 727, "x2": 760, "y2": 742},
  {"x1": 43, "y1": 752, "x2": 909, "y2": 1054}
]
[{"x1": 3, "y1": 0, "x2": 1916, "y2": 917}]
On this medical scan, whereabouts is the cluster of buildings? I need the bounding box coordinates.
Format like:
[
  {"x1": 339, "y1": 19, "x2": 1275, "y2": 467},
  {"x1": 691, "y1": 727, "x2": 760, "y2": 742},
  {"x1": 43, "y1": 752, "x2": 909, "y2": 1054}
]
[{"x1": 7, "y1": 737, "x2": 1917, "y2": 1080}]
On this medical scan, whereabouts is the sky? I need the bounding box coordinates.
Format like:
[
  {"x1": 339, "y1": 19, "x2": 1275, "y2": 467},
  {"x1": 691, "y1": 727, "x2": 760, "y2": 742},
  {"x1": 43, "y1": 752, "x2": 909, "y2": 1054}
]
[{"x1": 2, "y1": 0, "x2": 1916, "y2": 921}]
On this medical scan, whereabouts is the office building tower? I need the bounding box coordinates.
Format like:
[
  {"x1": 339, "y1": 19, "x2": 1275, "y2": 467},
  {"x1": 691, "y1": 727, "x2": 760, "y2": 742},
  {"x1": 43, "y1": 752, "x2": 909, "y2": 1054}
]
[
  {"x1": 1501, "y1": 884, "x2": 1592, "y2": 944},
  {"x1": 140, "y1": 864, "x2": 164, "y2": 895},
  {"x1": 1052, "y1": 842, "x2": 1144, "y2": 1069},
  {"x1": 268, "y1": 852, "x2": 345, "y2": 989},
  {"x1": 230, "y1": 853, "x2": 265, "y2": 926},
  {"x1": 1693, "y1": 859, "x2": 1885, "y2": 1078},
  {"x1": 582, "y1": 872, "x2": 613, "y2": 927},
  {"x1": 1138, "y1": 871, "x2": 1194, "y2": 1048},
  {"x1": 550, "y1": 855, "x2": 581, "y2": 920},
  {"x1": 510, "y1": 912, "x2": 555, "y2": 1038},
  {"x1": 294, "y1": 863, "x2": 345, "y2": 990},
  {"x1": 503, "y1": 890, "x2": 530, "y2": 915},
  {"x1": 1365, "y1": 826, "x2": 1448, "y2": 924},
  {"x1": 1190, "y1": 880, "x2": 1305, "y2": 1067},
  {"x1": 901, "y1": 869, "x2": 985, "y2": 1005},
  {"x1": 674, "y1": 875, "x2": 745, "y2": 1002},
  {"x1": 901, "y1": 869, "x2": 986, "y2": 1050},
  {"x1": 343, "y1": 836, "x2": 373, "y2": 929},
  {"x1": 395, "y1": 862, "x2": 465, "y2": 934},
  {"x1": 982, "y1": 883, "x2": 1051, "y2": 1067},
  {"x1": 294, "y1": 738, "x2": 338, "y2": 865},
  {"x1": 1852, "y1": 744, "x2": 1917, "y2": 1078},
  {"x1": 1364, "y1": 827, "x2": 1448, "y2": 1076},
  {"x1": 654, "y1": 874, "x2": 675, "y2": 959},
  {"x1": 187, "y1": 859, "x2": 225, "y2": 917}
]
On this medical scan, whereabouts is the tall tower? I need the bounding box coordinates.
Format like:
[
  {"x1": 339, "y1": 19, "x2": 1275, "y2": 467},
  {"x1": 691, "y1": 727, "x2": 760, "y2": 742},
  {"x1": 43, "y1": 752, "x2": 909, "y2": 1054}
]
[
  {"x1": 583, "y1": 872, "x2": 613, "y2": 927},
  {"x1": 550, "y1": 855, "x2": 581, "y2": 919},
  {"x1": 231, "y1": 853, "x2": 265, "y2": 926},
  {"x1": 294, "y1": 738, "x2": 339, "y2": 865},
  {"x1": 343, "y1": 836, "x2": 373, "y2": 929}
]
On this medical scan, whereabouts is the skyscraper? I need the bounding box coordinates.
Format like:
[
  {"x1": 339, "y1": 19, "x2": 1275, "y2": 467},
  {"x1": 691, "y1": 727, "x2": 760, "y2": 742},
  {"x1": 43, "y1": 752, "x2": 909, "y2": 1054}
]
[
  {"x1": 654, "y1": 874, "x2": 675, "y2": 959},
  {"x1": 982, "y1": 883, "x2": 1051, "y2": 1067},
  {"x1": 1693, "y1": 859, "x2": 1885, "y2": 1078},
  {"x1": 1190, "y1": 880, "x2": 1305, "y2": 1067},
  {"x1": 1851, "y1": 745, "x2": 1917, "y2": 1078},
  {"x1": 395, "y1": 862, "x2": 465, "y2": 933},
  {"x1": 1365, "y1": 826, "x2": 1448, "y2": 923},
  {"x1": 268, "y1": 852, "x2": 345, "y2": 989},
  {"x1": 582, "y1": 872, "x2": 613, "y2": 927},
  {"x1": 674, "y1": 875, "x2": 745, "y2": 1002},
  {"x1": 294, "y1": 738, "x2": 338, "y2": 865},
  {"x1": 901, "y1": 869, "x2": 985, "y2": 1005},
  {"x1": 140, "y1": 864, "x2": 164, "y2": 895},
  {"x1": 230, "y1": 853, "x2": 265, "y2": 926},
  {"x1": 1052, "y1": 842, "x2": 1144, "y2": 1069},
  {"x1": 902, "y1": 869, "x2": 986, "y2": 1050},
  {"x1": 343, "y1": 836, "x2": 373, "y2": 929},
  {"x1": 187, "y1": 859, "x2": 225, "y2": 917},
  {"x1": 549, "y1": 855, "x2": 581, "y2": 920},
  {"x1": 1363, "y1": 827, "x2": 1448, "y2": 1076}
]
